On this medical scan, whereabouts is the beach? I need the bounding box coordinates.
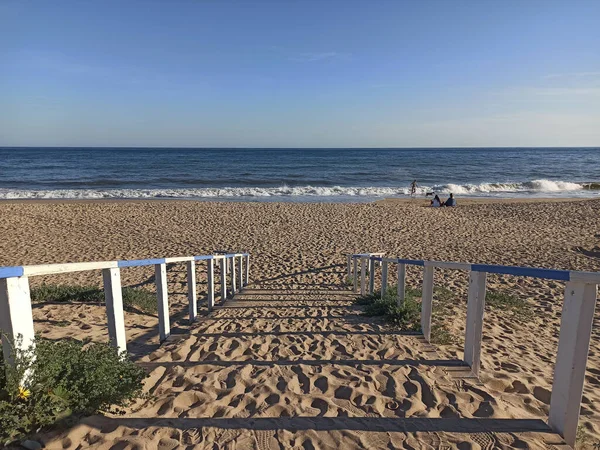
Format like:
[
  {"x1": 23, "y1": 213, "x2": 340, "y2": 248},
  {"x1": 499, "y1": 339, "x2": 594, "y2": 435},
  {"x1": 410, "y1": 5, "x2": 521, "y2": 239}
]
[{"x1": 1, "y1": 198, "x2": 599, "y2": 448}]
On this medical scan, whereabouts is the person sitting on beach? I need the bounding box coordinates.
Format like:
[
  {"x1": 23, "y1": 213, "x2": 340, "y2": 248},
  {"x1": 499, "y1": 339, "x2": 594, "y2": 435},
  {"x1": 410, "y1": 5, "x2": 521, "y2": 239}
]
[
  {"x1": 431, "y1": 195, "x2": 442, "y2": 207},
  {"x1": 444, "y1": 193, "x2": 456, "y2": 207}
]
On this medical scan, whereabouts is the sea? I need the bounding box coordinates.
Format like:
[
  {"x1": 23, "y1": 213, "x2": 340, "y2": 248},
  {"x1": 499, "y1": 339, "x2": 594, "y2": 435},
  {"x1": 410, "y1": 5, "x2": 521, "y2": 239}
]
[{"x1": 0, "y1": 147, "x2": 599, "y2": 202}]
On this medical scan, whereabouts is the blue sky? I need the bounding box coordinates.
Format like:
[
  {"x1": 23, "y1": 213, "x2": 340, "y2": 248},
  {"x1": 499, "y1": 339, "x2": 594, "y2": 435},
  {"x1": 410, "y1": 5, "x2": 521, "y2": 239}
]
[{"x1": 1, "y1": 0, "x2": 599, "y2": 147}]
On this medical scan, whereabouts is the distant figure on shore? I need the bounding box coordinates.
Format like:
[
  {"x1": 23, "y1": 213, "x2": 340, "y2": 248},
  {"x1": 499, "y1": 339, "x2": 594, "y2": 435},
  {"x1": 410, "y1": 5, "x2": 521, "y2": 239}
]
[
  {"x1": 431, "y1": 195, "x2": 442, "y2": 207},
  {"x1": 444, "y1": 193, "x2": 456, "y2": 207},
  {"x1": 410, "y1": 180, "x2": 418, "y2": 197}
]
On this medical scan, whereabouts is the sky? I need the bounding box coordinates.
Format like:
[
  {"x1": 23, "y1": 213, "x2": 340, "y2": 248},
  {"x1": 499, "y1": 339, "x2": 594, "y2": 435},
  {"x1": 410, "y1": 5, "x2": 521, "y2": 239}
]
[{"x1": 1, "y1": 0, "x2": 599, "y2": 148}]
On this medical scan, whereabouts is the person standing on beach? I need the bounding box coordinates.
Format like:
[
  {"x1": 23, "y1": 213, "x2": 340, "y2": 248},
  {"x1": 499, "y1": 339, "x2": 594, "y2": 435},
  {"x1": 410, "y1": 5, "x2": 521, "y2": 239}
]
[{"x1": 410, "y1": 180, "x2": 418, "y2": 197}]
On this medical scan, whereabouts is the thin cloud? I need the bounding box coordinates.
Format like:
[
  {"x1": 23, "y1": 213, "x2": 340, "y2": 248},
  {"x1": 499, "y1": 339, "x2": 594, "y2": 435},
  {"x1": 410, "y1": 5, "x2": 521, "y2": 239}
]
[
  {"x1": 531, "y1": 87, "x2": 600, "y2": 96},
  {"x1": 543, "y1": 72, "x2": 600, "y2": 79},
  {"x1": 12, "y1": 50, "x2": 112, "y2": 77},
  {"x1": 288, "y1": 51, "x2": 351, "y2": 63}
]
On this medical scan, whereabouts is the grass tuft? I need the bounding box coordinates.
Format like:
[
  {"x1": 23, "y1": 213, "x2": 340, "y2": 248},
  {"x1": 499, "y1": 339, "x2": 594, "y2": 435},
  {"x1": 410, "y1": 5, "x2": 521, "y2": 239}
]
[
  {"x1": 31, "y1": 284, "x2": 157, "y2": 314},
  {"x1": 354, "y1": 284, "x2": 456, "y2": 343},
  {"x1": 354, "y1": 286, "x2": 422, "y2": 332},
  {"x1": 486, "y1": 290, "x2": 532, "y2": 321}
]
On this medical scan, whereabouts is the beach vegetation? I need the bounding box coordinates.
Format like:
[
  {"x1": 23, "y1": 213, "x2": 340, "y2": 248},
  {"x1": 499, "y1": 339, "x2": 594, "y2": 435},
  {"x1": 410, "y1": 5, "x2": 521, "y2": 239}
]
[
  {"x1": 31, "y1": 284, "x2": 157, "y2": 314},
  {"x1": 577, "y1": 424, "x2": 600, "y2": 448},
  {"x1": 0, "y1": 335, "x2": 147, "y2": 444},
  {"x1": 354, "y1": 285, "x2": 456, "y2": 344},
  {"x1": 355, "y1": 286, "x2": 421, "y2": 331},
  {"x1": 354, "y1": 291, "x2": 381, "y2": 306},
  {"x1": 485, "y1": 290, "x2": 533, "y2": 321}
]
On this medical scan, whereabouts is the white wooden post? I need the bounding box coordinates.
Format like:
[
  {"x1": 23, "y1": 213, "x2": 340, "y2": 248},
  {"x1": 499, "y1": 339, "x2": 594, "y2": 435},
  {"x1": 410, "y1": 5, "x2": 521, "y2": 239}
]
[
  {"x1": 368, "y1": 257, "x2": 375, "y2": 294},
  {"x1": 421, "y1": 266, "x2": 434, "y2": 342},
  {"x1": 220, "y1": 257, "x2": 227, "y2": 299},
  {"x1": 353, "y1": 257, "x2": 358, "y2": 292},
  {"x1": 381, "y1": 261, "x2": 388, "y2": 297},
  {"x1": 155, "y1": 263, "x2": 170, "y2": 342},
  {"x1": 548, "y1": 281, "x2": 598, "y2": 447},
  {"x1": 207, "y1": 258, "x2": 215, "y2": 310},
  {"x1": 397, "y1": 263, "x2": 406, "y2": 306},
  {"x1": 238, "y1": 256, "x2": 244, "y2": 292},
  {"x1": 231, "y1": 256, "x2": 237, "y2": 294},
  {"x1": 347, "y1": 255, "x2": 352, "y2": 278},
  {"x1": 244, "y1": 254, "x2": 250, "y2": 286},
  {"x1": 102, "y1": 268, "x2": 127, "y2": 353},
  {"x1": 186, "y1": 260, "x2": 197, "y2": 322},
  {"x1": 464, "y1": 271, "x2": 487, "y2": 375},
  {"x1": 0, "y1": 276, "x2": 35, "y2": 365},
  {"x1": 360, "y1": 257, "x2": 367, "y2": 296}
]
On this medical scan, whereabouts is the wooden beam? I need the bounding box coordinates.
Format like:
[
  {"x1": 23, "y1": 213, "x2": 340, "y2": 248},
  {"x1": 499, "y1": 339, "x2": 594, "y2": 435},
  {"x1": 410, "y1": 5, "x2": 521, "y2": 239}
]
[
  {"x1": 0, "y1": 276, "x2": 35, "y2": 366},
  {"x1": 381, "y1": 261, "x2": 388, "y2": 297},
  {"x1": 464, "y1": 271, "x2": 487, "y2": 375},
  {"x1": 207, "y1": 258, "x2": 215, "y2": 310},
  {"x1": 421, "y1": 266, "x2": 434, "y2": 342},
  {"x1": 155, "y1": 263, "x2": 170, "y2": 342},
  {"x1": 397, "y1": 263, "x2": 406, "y2": 306},
  {"x1": 549, "y1": 281, "x2": 598, "y2": 447},
  {"x1": 102, "y1": 268, "x2": 127, "y2": 353},
  {"x1": 186, "y1": 260, "x2": 197, "y2": 322}
]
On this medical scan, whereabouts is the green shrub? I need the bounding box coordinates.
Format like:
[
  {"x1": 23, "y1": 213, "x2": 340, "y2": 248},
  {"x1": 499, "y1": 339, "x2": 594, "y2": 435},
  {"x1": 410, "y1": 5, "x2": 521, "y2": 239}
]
[
  {"x1": 354, "y1": 284, "x2": 458, "y2": 341},
  {"x1": 122, "y1": 288, "x2": 157, "y2": 314},
  {"x1": 31, "y1": 284, "x2": 157, "y2": 314},
  {"x1": 355, "y1": 286, "x2": 422, "y2": 332},
  {"x1": 363, "y1": 297, "x2": 397, "y2": 316},
  {"x1": 386, "y1": 299, "x2": 421, "y2": 330},
  {"x1": 31, "y1": 284, "x2": 104, "y2": 303},
  {"x1": 354, "y1": 292, "x2": 381, "y2": 305},
  {"x1": 0, "y1": 337, "x2": 147, "y2": 444}
]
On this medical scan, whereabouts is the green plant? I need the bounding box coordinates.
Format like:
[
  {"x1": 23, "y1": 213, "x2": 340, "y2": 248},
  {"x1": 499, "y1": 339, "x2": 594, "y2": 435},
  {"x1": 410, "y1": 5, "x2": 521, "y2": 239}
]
[
  {"x1": 0, "y1": 336, "x2": 147, "y2": 443},
  {"x1": 355, "y1": 286, "x2": 422, "y2": 331},
  {"x1": 386, "y1": 299, "x2": 421, "y2": 330},
  {"x1": 354, "y1": 284, "x2": 458, "y2": 342},
  {"x1": 354, "y1": 292, "x2": 381, "y2": 305},
  {"x1": 485, "y1": 290, "x2": 532, "y2": 321},
  {"x1": 122, "y1": 288, "x2": 157, "y2": 314},
  {"x1": 363, "y1": 296, "x2": 397, "y2": 316},
  {"x1": 31, "y1": 284, "x2": 157, "y2": 314},
  {"x1": 430, "y1": 323, "x2": 454, "y2": 345},
  {"x1": 31, "y1": 284, "x2": 104, "y2": 303}
]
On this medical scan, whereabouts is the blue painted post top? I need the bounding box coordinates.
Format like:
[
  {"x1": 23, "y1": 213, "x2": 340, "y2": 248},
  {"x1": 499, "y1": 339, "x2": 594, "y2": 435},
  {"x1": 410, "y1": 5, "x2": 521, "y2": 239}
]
[
  {"x1": 0, "y1": 266, "x2": 25, "y2": 278},
  {"x1": 397, "y1": 258, "x2": 425, "y2": 266},
  {"x1": 471, "y1": 264, "x2": 571, "y2": 281},
  {"x1": 118, "y1": 258, "x2": 166, "y2": 268},
  {"x1": 194, "y1": 255, "x2": 214, "y2": 261}
]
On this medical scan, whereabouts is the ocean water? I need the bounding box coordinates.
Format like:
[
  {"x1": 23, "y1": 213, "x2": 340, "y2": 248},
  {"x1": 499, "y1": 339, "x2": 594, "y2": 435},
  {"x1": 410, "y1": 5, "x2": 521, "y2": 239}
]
[{"x1": 0, "y1": 147, "x2": 599, "y2": 202}]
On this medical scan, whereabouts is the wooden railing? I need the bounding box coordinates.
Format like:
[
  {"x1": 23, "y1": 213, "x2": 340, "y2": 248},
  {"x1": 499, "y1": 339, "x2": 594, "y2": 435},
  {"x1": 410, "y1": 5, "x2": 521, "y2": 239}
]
[
  {"x1": 0, "y1": 252, "x2": 250, "y2": 357},
  {"x1": 348, "y1": 252, "x2": 599, "y2": 447}
]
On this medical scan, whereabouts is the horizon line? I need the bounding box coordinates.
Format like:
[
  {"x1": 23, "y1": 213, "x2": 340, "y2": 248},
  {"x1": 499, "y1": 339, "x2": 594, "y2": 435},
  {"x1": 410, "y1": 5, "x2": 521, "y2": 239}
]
[{"x1": 1, "y1": 146, "x2": 599, "y2": 150}]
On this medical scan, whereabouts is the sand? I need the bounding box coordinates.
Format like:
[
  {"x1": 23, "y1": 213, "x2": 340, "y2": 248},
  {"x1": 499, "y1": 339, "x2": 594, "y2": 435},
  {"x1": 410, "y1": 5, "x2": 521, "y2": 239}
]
[{"x1": 0, "y1": 198, "x2": 599, "y2": 449}]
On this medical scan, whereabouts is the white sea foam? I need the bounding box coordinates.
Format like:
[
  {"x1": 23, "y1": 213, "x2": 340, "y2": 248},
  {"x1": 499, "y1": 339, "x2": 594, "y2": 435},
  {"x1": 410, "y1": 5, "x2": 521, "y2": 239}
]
[{"x1": 0, "y1": 179, "x2": 595, "y2": 200}]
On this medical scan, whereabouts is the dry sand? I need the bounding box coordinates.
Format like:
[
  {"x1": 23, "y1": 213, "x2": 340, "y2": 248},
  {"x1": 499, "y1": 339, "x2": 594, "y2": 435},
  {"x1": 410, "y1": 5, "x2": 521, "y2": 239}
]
[{"x1": 0, "y1": 198, "x2": 599, "y2": 449}]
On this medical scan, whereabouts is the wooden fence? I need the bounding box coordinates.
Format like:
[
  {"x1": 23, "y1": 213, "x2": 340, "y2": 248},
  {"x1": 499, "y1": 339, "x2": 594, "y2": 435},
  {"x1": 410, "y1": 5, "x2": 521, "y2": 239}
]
[
  {"x1": 348, "y1": 252, "x2": 599, "y2": 447},
  {"x1": 0, "y1": 252, "x2": 250, "y2": 357}
]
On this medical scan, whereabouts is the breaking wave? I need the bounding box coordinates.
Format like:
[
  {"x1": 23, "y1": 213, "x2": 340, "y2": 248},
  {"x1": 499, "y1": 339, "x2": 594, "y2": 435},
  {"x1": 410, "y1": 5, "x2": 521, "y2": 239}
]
[{"x1": 0, "y1": 179, "x2": 598, "y2": 200}]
